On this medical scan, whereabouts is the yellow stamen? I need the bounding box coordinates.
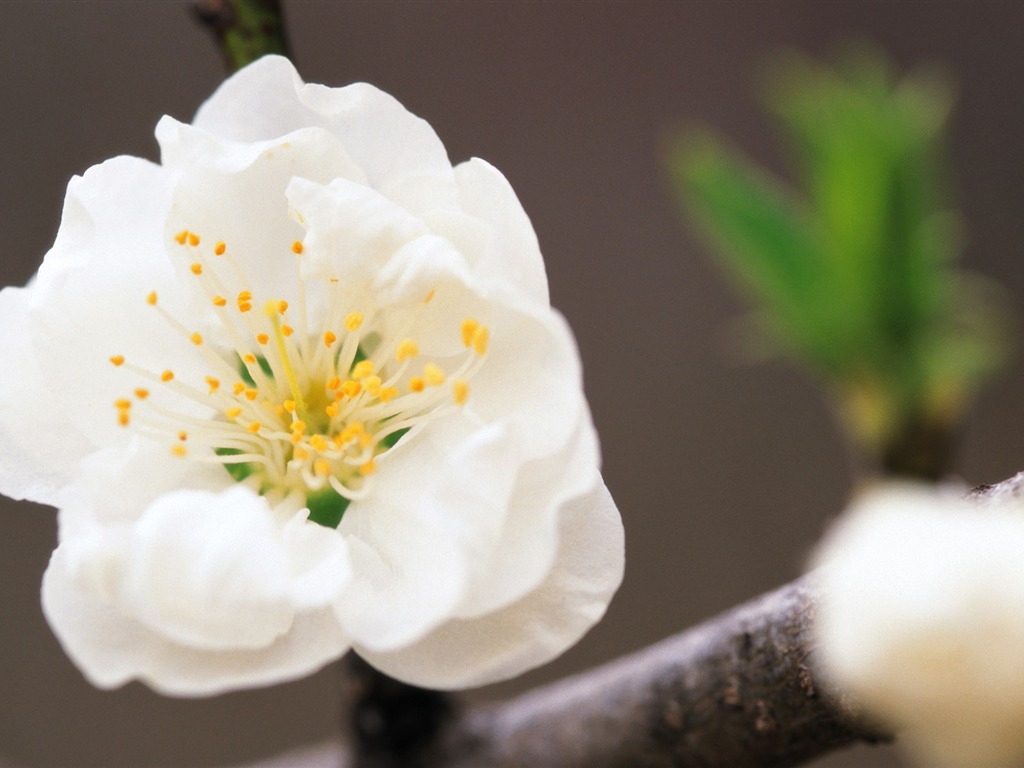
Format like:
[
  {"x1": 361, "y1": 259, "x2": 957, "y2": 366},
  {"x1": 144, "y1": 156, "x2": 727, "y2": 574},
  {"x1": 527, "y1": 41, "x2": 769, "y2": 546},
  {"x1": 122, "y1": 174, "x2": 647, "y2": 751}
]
[
  {"x1": 214, "y1": 241, "x2": 226, "y2": 256},
  {"x1": 147, "y1": 291, "x2": 158, "y2": 306},
  {"x1": 226, "y1": 407, "x2": 243, "y2": 419},
  {"x1": 341, "y1": 380, "x2": 361, "y2": 398},
  {"x1": 291, "y1": 241, "x2": 304, "y2": 255},
  {"x1": 205, "y1": 376, "x2": 220, "y2": 394},
  {"x1": 344, "y1": 312, "x2": 363, "y2": 332},
  {"x1": 178, "y1": 431, "x2": 188, "y2": 442},
  {"x1": 281, "y1": 324, "x2": 294, "y2": 337},
  {"x1": 290, "y1": 420, "x2": 306, "y2": 433},
  {"x1": 277, "y1": 300, "x2": 289, "y2": 314},
  {"x1": 324, "y1": 330, "x2": 337, "y2": 348},
  {"x1": 424, "y1": 288, "x2": 436, "y2": 303},
  {"x1": 171, "y1": 444, "x2": 187, "y2": 457},
  {"x1": 453, "y1": 379, "x2": 469, "y2": 405},
  {"x1": 233, "y1": 382, "x2": 246, "y2": 395},
  {"x1": 327, "y1": 376, "x2": 341, "y2": 390},
  {"x1": 472, "y1": 326, "x2": 490, "y2": 356},
  {"x1": 256, "y1": 333, "x2": 269, "y2": 345},
  {"x1": 243, "y1": 353, "x2": 257, "y2": 364},
  {"x1": 325, "y1": 403, "x2": 340, "y2": 418},
  {"x1": 359, "y1": 460, "x2": 377, "y2": 476},
  {"x1": 187, "y1": 232, "x2": 200, "y2": 247},
  {"x1": 244, "y1": 388, "x2": 259, "y2": 401},
  {"x1": 363, "y1": 376, "x2": 383, "y2": 398},
  {"x1": 380, "y1": 387, "x2": 398, "y2": 403},
  {"x1": 134, "y1": 388, "x2": 149, "y2": 400},
  {"x1": 114, "y1": 398, "x2": 132, "y2": 410},
  {"x1": 190, "y1": 263, "x2": 203, "y2": 276},
  {"x1": 424, "y1": 363, "x2": 445, "y2": 386},
  {"x1": 109, "y1": 355, "x2": 125, "y2": 367},
  {"x1": 314, "y1": 459, "x2": 331, "y2": 476},
  {"x1": 248, "y1": 421, "x2": 262, "y2": 434},
  {"x1": 309, "y1": 435, "x2": 328, "y2": 452},
  {"x1": 161, "y1": 370, "x2": 175, "y2": 382},
  {"x1": 118, "y1": 412, "x2": 130, "y2": 427},
  {"x1": 409, "y1": 376, "x2": 425, "y2": 393},
  {"x1": 190, "y1": 332, "x2": 203, "y2": 346},
  {"x1": 396, "y1": 339, "x2": 419, "y2": 362},
  {"x1": 461, "y1": 318, "x2": 479, "y2": 347},
  {"x1": 174, "y1": 230, "x2": 188, "y2": 245},
  {"x1": 351, "y1": 360, "x2": 374, "y2": 380},
  {"x1": 283, "y1": 400, "x2": 296, "y2": 413}
]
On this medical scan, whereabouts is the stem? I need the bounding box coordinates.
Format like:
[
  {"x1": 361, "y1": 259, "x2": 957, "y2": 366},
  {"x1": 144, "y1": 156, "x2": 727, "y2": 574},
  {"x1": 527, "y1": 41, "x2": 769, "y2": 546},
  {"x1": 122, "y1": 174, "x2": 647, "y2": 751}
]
[{"x1": 193, "y1": 0, "x2": 290, "y2": 73}]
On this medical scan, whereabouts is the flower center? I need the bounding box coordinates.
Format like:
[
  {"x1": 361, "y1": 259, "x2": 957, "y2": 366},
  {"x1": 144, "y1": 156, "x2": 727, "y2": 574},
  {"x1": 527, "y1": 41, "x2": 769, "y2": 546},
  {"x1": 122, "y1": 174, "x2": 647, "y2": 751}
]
[{"x1": 110, "y1": 230, "x2": 488, "y2": 527}]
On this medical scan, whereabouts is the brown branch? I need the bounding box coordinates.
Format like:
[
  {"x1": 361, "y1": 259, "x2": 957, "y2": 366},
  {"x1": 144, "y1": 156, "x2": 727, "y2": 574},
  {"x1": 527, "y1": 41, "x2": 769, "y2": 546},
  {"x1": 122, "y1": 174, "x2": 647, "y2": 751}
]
[
  {"x1": 432, "y1": 575, "x2": 887, "y2": 768},
  {"x1": 244, "y1": 475, "x2": 1024, "y2": 768}
]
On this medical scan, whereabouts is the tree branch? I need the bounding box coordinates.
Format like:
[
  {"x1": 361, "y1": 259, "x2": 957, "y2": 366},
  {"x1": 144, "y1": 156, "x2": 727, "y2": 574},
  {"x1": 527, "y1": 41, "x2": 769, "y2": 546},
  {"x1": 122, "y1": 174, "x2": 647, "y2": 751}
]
[
  {"x1": 193, "y1": 0, "x2": 290, "y2": 73},
  {"x1": 247, "y1": 475, "x2": 1024, "y2": 768}
]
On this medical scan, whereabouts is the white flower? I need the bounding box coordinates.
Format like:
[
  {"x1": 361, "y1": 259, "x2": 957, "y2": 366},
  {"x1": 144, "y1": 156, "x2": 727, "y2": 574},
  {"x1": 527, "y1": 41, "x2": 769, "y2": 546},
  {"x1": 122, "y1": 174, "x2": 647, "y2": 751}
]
[
  {"x1": 811, "y1": 484, "x2": 1024, "y2": 768},
  {"x1": 0, "y1": 56, "x2": 623, "y2": 696}
]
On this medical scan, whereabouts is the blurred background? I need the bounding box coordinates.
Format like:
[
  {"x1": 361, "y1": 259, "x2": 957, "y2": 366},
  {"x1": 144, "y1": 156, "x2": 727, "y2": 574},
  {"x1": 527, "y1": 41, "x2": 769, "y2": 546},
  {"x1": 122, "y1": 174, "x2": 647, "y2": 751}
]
[{"x1": 3, "y1": 2, "x2": 1024, "y2": 766}]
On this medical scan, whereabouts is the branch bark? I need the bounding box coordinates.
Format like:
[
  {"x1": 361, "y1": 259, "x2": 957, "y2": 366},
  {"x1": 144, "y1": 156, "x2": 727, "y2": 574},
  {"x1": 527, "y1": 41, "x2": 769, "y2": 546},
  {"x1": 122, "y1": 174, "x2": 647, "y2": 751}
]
[{"x1": 243, "y1": 478, "x2": 1024, "y2": 768}]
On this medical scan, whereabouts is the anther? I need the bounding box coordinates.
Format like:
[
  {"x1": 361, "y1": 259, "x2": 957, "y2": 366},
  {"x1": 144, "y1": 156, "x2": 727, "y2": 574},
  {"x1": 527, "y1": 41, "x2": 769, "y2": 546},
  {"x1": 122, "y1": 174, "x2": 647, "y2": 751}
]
[
  {"x1": 472, "y1": 326, "x2": 490, "y2": 356},
  {"x1": 396, "y1": 339, "x2": 419, "y2": 362},
  {"x1": 109, "y1": 355, "x2": 125, "y2": 367},
  {"x1": 243, "y1": 353, "x2": 257, "y2": 364},
  {"x1": 244, "y1": 388, "x2": 259, "y2": 401},
  {"x1": 461, "y1": 319, "x2": 479, "y2": 347},
  {"x1": 147, "y1": 291, "x2": 158, "y2": 306},
  {"x1": 226, "y1": 407, "x2": 243, "y2": 419},
  {"x1": 453, "y1": 379, "x2": 469, "y2": 405},
  {"x1": 171, "y1": 444, "x2": 187, "y2": 457},
  {"x1": 213, "y1": 296, "x2": 227, "y2": 307},
  {"x1": 424, "y1": 363, "x2": 445, "y2": 386},
  {"x1": 291, "y1": 241, "x2": 304, "y2": 255},
  {"x1": 256, "y1": 334, "x2": 269, "y2": 345},
  {"x1": 134, "y1": 388, "x2": 149, "y2": 399},
  {"x1": 359, "y1": 460, "x2": 377, "y2": 477},
  {"x1": 161, "y1": 370, "x2": 175, "y2": 383},
  {"x1": 248, "y1": 422, "x2": 262, "y2": 434},
  {"x1": 309, "y1": 435, "x2": 328, "y2": 452},
  {"x1": 324, "y1": 331, "x2": 337, "y2": 348},
  {"x1": 205, "y1": 376, "x2": 220, "y2": 394},
  {"x1": 174, "y1": 230, "x2": 188, "y2": 245},
  {"x1": 344, "y1": 312, "x2": 363, "y2": 332},
  {"x1": 409, "y1": 376, "x2": 425, "y2": 393},
  {"x1": 283, "y1": 400, "x2": 296, "y2": 413},
  {"x1": 281, "y1": 325, "x2": 294, "y2": 336},
  {"x1": 115, "y1": 398, "x2": 132, "y2": 410},
  {"x1": 190, "y1": 263, "x2": 203, "y2": 276},
  {"x1": 233, "y1": 382, "x2": 246, "y2": 395},
  {"x1": 190, "y1": 333, "x2": 203, "y2": 346},
  {"x1": 351, "y1": 360, "x2": 374, "y2": 380},
  {"x1": 187, "y1": 232, "x2": 200, "y2": 247},
  {"x1": 214, "y1": 241, "x2": 226, "y2": 256}
]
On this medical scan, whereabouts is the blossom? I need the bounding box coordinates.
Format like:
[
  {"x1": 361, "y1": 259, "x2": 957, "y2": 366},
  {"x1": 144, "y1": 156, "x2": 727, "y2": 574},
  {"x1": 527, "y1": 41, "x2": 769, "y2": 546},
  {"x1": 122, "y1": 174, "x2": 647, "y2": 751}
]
[
  {"x1": 811, "y1": 484, "x2": 1024, "y2": 767},
  {"x1": 0, "y1": 56, "x2": 623, "y2": 696}
]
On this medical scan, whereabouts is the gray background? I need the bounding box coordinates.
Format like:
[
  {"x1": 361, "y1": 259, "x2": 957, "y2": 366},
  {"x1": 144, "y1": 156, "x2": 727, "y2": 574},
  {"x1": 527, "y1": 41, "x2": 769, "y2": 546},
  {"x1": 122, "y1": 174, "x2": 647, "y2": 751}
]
[{"x1": 3, "y1": 2, "x2": 1024, "y2": 766}]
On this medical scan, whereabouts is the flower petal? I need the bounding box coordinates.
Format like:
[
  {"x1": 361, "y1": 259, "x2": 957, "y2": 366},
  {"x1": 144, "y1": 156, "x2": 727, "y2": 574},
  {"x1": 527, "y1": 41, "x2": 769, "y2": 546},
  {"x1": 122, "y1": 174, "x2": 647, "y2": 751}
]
[
  {"x1": 193, "y1": 56, "x2": 454, "y2": 203},
  {"x1": 355, "y1": 482, "x2": 624, "y2": 689},
  {"x1": 43, "y1": 544, "x2": 350, "y2": 697},
  {"x1": 0, "y1": 286, "x2": 94, "y2": 505}
]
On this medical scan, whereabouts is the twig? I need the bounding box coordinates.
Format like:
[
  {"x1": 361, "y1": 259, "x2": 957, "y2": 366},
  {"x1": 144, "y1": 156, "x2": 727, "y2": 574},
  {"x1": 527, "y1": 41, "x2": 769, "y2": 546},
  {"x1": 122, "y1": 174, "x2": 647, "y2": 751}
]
[{"x1": 193, "y1": 0, "x2": 290, "y2": 73}]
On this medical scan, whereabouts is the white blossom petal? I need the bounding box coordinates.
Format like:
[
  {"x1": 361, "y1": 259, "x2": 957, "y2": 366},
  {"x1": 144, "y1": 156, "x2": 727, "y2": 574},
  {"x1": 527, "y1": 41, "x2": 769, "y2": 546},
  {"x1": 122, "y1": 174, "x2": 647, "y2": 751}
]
[
  {"x1": 0, "y1": 287, "x2": 93, "y2": 504},
  {"x1": 356, "y1": 482, "x2": 624, "y2": 689},
  {"x1": 813, "y1": 485, "x2": 1024, "y2": 768},
  {"x1": 43, "y1": 545, "x2": 350, "y2": 697},
  {"x1": 4, "y1": 56, "x2": 621, "y2": 696}
]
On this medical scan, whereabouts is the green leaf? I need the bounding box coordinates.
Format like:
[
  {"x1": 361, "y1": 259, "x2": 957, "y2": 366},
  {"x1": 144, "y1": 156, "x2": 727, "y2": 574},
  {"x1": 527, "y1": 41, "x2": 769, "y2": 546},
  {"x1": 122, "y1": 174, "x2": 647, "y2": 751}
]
[{"x1": 378, "y1": 427, "x2": 411, "y2": 451}]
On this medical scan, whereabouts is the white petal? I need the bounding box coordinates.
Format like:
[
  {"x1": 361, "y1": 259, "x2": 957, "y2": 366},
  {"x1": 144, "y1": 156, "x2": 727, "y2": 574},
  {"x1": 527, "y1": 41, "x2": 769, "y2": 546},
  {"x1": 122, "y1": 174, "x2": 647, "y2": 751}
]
[
  {"x1": 356, "y1": 482, "x2": 624, "y2": 689},
  {"x1": 451, "y1": 158, "x2": 549, "y2": 306},
  {"x1": 455, "y1": 409, "x2": 601, "y2": 618},
  {"x1": 331, "y1": 420, "x2": 501, "y2": 651},
  {"x1": 0, "y1": 286, "x2": 94, "y2": 504},
  {"x1": 193, "y1": 56, "x2": 453, "y2": 200},
  {"x1": 116, "y1": 486, "x2": 296, "y2": 650},
  {"x1": 28, "y1": 156, "x2": 201, "y2": 447},
  {"x1": 43, "y1": 545, "x2": 350, "y2": 697}
]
